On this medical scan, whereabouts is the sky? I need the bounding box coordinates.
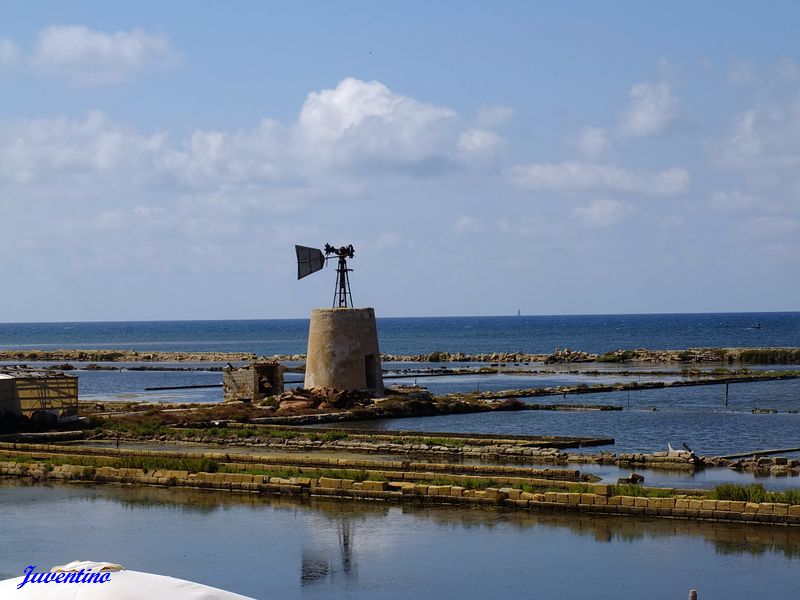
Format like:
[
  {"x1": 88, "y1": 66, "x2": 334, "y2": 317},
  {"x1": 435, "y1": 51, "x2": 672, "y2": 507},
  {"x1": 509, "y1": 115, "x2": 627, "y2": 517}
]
[{"x1": 1, "y1": 1, "x2": 799, "y2": 321}]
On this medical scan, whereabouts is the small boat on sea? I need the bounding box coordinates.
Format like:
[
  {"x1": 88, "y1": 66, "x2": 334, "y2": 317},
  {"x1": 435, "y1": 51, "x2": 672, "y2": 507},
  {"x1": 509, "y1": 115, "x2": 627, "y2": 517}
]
[{"x1": 750, "y1": 323, "x2": 763, "y2": 330}]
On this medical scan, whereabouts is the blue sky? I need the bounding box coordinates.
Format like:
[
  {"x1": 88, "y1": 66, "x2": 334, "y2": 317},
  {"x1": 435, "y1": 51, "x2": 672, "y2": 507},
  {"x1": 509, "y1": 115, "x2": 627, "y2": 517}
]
[{"x1": 1, "y1": 1, "x2": 798, "y2": 321}]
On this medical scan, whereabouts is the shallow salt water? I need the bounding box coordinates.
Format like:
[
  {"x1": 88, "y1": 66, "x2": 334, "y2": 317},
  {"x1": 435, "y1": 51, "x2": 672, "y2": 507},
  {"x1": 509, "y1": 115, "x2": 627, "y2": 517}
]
[{"x1": 1, "y1": 481, "x2": 799, "y2": 600}]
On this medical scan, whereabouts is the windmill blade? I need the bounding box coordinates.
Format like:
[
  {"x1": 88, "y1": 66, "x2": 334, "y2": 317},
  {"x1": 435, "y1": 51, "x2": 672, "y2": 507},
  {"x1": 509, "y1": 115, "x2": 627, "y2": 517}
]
[{"x1": 295, "y1": 245, "x2": 326, "y2": 279}]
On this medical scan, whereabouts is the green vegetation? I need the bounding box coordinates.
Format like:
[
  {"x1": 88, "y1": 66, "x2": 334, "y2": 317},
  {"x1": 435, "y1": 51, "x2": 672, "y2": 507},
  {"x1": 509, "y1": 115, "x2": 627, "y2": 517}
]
[
  {"x1": 220, "y1": 465, "x2": 377, "y2": 482},
  {"x1": 0, "y1": 452, "x2": 219, "y2": 474},
  {"x1": 102, "y1": 418, "x2": 167, "y2": 438},
  {"x1": 739, "y1": 349, "x2": 800, "y2": 364},
  {"x1": 597, "y1": 350, "x2": 636, "y2": 363},
  {"x1": 308, "y1": 431, "x2": 350, "y2": 442},
  {"x1": 707, "y1": 483, "x2": 800, "y2": 505}
]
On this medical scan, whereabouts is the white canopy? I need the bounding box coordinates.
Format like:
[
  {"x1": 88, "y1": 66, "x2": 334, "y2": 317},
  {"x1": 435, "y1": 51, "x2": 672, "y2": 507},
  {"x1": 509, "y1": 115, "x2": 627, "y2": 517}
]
[{"x1": 0, "y1": 561, "x2": 255, "y2": 599}]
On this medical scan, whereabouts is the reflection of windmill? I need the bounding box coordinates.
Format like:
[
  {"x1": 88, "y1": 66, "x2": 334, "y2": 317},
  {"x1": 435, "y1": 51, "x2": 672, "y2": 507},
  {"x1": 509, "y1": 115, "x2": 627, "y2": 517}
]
[
  {"x1": 295, "y1": 243, "x2": 355, "y2": 308},
  {"x1": 300, "y1": 519, "x2": 356, "y2": 586},
  {"x1": 339, "y1": 520, "x2": 353, "y2": 575}
]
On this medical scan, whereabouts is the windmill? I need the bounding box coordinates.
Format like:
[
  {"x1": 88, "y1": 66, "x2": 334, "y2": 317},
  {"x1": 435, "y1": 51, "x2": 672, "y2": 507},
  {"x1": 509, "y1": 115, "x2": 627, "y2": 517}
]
[
  {"x1": 295, "y1": 243, "x2": 355, "y2": 308},
  {"x1": 294, "y1": 242, "x2": 384, "y2": 394}
]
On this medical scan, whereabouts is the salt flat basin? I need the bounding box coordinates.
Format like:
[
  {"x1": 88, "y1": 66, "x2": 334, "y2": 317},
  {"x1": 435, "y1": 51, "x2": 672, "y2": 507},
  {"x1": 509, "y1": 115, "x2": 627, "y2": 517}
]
[
  {"x1": 1, "y1": 480, "x2": 800, "y2": 600},
  {"x1": 0, "y1": 560, "x2": 254, "y2": 599}
]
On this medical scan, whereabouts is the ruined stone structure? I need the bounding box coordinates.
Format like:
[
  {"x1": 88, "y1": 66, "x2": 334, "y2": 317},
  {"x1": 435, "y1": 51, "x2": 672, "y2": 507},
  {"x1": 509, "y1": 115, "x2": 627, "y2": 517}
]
[
  {"x1": 304, "y1": 307, "x2": 384, "y2": 395},
  {"x1": 223, "y1": 362, "x2": 285, "y2": 402},
  {"x1": 0, "y1": 369, "x2": 78, "y2": 422}
]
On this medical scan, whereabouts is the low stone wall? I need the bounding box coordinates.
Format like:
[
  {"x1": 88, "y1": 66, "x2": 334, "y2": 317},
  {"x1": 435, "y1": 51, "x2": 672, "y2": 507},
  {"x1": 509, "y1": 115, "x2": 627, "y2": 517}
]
[{"x1": 2, "y1": 460, "x2": 799, "y2": 526}]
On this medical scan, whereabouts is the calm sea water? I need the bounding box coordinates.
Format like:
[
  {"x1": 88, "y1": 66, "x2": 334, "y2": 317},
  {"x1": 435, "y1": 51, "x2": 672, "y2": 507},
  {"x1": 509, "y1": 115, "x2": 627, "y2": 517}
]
[
  {"x1": 0, "y1": 312, "x2": 797, "y2": 355},
  {"x1": 1, "y1": 481, "x2": 799, "y2": 600}
]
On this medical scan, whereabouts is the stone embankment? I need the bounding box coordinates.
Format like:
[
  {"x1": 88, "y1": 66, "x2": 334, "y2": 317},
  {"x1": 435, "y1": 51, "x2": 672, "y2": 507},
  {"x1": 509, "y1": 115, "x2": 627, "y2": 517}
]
[
  {"x1": 2, "y1": 346, "x2": 798, "y2": 364},
  {"x1": 100, "y1": 425, "x2": 716, "y2": 471},
  {"x1": 2, "y1": 442, "x2": 799, "y2": 526}
]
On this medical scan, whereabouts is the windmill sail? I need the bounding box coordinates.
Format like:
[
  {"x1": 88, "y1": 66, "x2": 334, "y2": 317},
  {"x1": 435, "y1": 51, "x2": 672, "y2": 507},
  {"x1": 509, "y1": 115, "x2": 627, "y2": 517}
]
[{"x1": 295, "y1": 245, "x2": 325, "y2": 279}]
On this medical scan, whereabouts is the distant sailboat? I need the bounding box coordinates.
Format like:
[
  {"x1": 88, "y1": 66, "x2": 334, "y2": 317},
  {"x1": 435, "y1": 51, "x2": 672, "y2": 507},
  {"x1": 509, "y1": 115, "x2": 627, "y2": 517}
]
[
  {"x1": 517, "y1": 309, "x2": 521, "y2": 316},
  {"x1": 750, "y1": 323, "x2": 762, "y2": 330}
]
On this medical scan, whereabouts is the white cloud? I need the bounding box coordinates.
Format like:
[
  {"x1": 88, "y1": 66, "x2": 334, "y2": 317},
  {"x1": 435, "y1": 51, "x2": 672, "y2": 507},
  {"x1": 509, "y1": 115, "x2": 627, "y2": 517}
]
[
  {"x1": 294, "y1": 77, "x2": 462, "y2": 171},
  {"x1": 0, "y1": 77, "x2": 507, "y2": 199},
  {"x1": 619, "y1": 81, "x2": 679, "y2": 137},
  {"x1": 0, "y1": 111, "x2": 169, "y2": 187},
  {"x1": 30, "y1": 25, "x2": 179, "y2": 85},
  {"x1": 776, "y1": 58, "x2": 800, "y2": 83},
  {"x1": 0, "y1": 38, "x2": 21, "y2": 66},
  {"x1": 506, "y1": 161, "x2": 689, "y2": 195},
  {"x1": 572, "y1": 126, "x2": 610, "y2": 158},
  {"x1": 571, "y1": 199, "x2": 632, "y2": 226},
  {"x1": 457, "y1": 128, "x2": 502, "y2": 162},
  {"x1": 719, "y1": 103, "x2": 800, "y2": 173},
  {"x1": 476, "y1": 105, "x2": 514, "y2": 127}
]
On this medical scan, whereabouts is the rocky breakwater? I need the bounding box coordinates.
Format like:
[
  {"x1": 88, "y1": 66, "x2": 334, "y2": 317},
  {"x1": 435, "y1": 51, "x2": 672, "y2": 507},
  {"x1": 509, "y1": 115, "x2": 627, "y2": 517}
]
[
  {"x1": 0, "y1": 349, "x2": 259, "y2": 363},
  {"x1": 724, "y1": 456, "x2": 800, "y2": 477}
]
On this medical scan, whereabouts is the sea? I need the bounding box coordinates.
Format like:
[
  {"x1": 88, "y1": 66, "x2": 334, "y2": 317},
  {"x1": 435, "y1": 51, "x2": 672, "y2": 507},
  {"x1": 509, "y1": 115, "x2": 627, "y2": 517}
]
[{"x1": 1, "y1": 311, "x2": 798, "y2": 355}]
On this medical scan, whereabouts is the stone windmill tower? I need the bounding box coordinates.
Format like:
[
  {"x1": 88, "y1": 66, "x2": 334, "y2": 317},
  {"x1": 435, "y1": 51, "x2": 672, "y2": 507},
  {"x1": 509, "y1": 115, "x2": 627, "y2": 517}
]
[{"x1": 295, "y1": 244, "x2": 384, "y2": 395}]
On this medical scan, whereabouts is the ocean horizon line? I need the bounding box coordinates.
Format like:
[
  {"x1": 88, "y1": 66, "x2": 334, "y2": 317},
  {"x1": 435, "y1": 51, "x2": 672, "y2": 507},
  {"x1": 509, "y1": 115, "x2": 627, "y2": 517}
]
[{"x1": 1, "y1": 309, "x2": 798, "y2": 326}]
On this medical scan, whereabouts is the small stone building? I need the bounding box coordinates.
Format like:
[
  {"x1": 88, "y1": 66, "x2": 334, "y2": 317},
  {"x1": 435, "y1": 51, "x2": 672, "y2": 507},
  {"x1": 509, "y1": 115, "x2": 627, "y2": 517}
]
[
  {"x1": 0, "y1": 369, "x2": 79, "y2": 423},
  {"x1": 223, "y1": 362, "x2": 285, "y2": 403}
]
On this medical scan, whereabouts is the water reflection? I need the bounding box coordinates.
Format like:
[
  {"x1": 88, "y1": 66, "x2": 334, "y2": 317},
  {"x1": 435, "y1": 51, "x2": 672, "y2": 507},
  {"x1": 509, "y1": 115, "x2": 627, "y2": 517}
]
[
  {"x1": 301, "y1": 520, "x2": 355, "y2": 586},
  {"x1": 4, "y1": 480, "x2": 798, "y2": 561}
]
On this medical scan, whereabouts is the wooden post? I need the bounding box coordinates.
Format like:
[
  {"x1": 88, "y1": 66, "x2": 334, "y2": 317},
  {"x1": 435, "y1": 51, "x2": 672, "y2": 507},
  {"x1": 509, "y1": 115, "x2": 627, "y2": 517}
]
[
  {"x1": 725, "y1": 383, "x2": 729, "y2": 406},
  {"x1": 689, "y1": 590, "x2": 698, "y2": 600}
]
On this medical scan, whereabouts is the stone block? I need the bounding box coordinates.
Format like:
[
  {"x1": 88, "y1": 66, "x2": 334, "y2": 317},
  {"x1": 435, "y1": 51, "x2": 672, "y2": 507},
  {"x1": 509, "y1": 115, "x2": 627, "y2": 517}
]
[
  {"x1": 634, "y1": 497, "x2": 648, "y2": 507},
  {"x1": 702, "y1": 500, "x2": 717, "y2": 511},
  {"x1": 773, "y1": 504, "x2": 789, "y2": 516},
  {"x1": 620, "y1": 496, "x2": 635, "y2": 507},
  {"x1": 591, "y1": 484, "x2": 611, "y2": 496},
  {"x1": 744, "y1": 502, "x2": 760, "y2": 513}
]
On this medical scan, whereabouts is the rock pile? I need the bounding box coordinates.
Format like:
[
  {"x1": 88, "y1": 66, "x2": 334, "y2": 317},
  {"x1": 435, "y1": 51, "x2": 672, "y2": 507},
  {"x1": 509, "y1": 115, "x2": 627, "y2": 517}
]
[
  {"x1": 272, "y1": 388, "x2": 373, "y2": 413},
  {"x1": 544, "y1": 348, "x2": 595, "y2": 364}
]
